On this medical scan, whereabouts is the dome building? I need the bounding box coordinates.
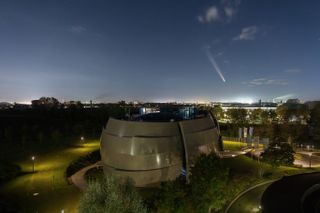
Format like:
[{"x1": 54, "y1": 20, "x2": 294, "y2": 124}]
[{"x1": 100, "y1": 108, "x2": 223, "y2": 187}]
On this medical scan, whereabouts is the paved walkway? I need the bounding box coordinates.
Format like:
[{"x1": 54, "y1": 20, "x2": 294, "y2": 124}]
[
  {"x1": 225, "y1": 179, "x2": 277, "y2": 213},
  {"x1": 70, "y1": 161, "x2": 102, "y2": 191}
]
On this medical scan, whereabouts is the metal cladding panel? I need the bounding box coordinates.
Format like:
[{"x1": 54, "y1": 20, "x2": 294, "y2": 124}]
[
  {"x1": 101, "y1": 148, "x2": 182, "y2": 170},
  {"x1": 105, "y1": 118, "x2": 180, "y2": 137},
  {"x1": 101, "y1": 118, "x2": 183, "y2": 171},
  {"x1": 179, "y1": 116, "x2": 215, "y2": 133},
  {"x1": 179, "y1": 117, "x2": 221, "y2": 167},
  {"x1": 103, "y1": 163, "x2": 182, "y2": 187},
  {"x1": 183, "y1": 128, "x2": 220, "y2": 165},
  {"x1": 101, "y1": 132, "x2": 182, "y2": 155}
]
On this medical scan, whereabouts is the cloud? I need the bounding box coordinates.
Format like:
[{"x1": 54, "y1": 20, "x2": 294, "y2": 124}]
[
  {"x1": 233, "y1": 26, "x2": 259, "y2": 41},
  {"x1": 221, "y1": 0, "x2": 241, "y2": 6},
  {"x1": 198, "y1": 6, "x2": 220, "y2": 23},
  {"x1": 246, "y1": 78, "x2": 288, "y2": 86},
  {"x1": 284, "y1": 69, "x2": 302, "y2": 73},
  {"x1": 273, "y1": 94, "x2": 295, "y2": 102},
  {"x1": 69, "y1": 25, "x2": 87, "y2": 34},
  {"x1": 198, "y1": 1, "x2": 241, "y2": 24},
  {"x1": 224, "y1": 7, "x2": 235, "y2": 18}
]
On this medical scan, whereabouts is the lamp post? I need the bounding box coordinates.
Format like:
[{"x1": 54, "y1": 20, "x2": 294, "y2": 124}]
[
  {"x1": 309, "y1": 153, "x2": 312, "y2": 168},
  {"x1": 31, "y1": 156, "x2": 35, "y2": 173},
  {"x1": 81, "y1": 136, "x2": 84, "y2": 142}
]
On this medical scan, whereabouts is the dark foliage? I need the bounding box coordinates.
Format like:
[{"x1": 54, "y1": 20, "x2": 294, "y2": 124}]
[
  {"x1": 261, "y1": 142, "x2": 295, "y2": 167},
  {"x1": 152, "y1": 154, "x2": 231, "y2": 213},
  {"x1": 79, "y1": 176, "x2": 147, "y2": 213},
  {"x1": 0, "y1": 197, "x2": 19, "y2": 213},
  {"x1": 0, "y1": 162, "x2": 21, "y2": 184},
  {"x1": 0, "y1": 105, "x2": 127, "y2": 147},
  {"x1": 66, "y1": 150, "x2": 100, "y2": 177}
]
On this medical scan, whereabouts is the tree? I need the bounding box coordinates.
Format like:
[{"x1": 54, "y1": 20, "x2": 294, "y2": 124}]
[
  {"x1": 79, "y1": 176, "x2": 147, "y2": 213},
  {"x1": 227, "y1": 108, "x2": 248, "y2": 125},
  {"x1": 211, "y1": 105, "x2": 224, "y2": 120},
  {"x1": 261, "y1": 142, "x2": 295, "y2": 167},
  {"x1": 190, "y1": 154, "x2": 229, "y2": 212},
  {"x1": 277, "y1": 103, "x2": 310, "y2": 124},
  {"x1": 154, "y1": 177, "x2": 192, "y2": 213},
  {"x1": 276, "y1": 105, "x2": 289, "y2": 123},
  {"x1": 249, "y1": 109, "x2": 263, "y2": 124},
  {"x1": 260, "y1": 110, "x2": 271, "y2": 124},
  {"x1": 309, "y1": 103, "x2": 320, "y2": 142},
  {"x1": 51, "y1": 129, "x2": 62, "y2": 143},
  {"x1": 4, "y1": 127, "x2": 13, "y2": 143},
  {"x1": 269, "y1": 110, "x2": 278, "y2": 123}
]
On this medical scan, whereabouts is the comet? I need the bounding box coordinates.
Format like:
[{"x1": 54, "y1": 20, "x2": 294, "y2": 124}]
[{"x1": 205, "y1": 49, "x2": 226, "y2": 83}]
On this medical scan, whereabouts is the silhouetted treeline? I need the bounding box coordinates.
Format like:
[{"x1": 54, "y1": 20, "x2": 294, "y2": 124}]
[{"x1": 0, "y1": 105, "x2": 129, "y2": 146}]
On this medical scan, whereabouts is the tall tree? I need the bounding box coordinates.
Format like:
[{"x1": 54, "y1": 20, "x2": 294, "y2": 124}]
[
  {"x1": 249, "y1": 109, "x2": 263, "y2": 124},
  {"x1": 211, "y1": 105, "x2": 224, "y2": 120},
  {"x1": 227, "y1": 108, "x2": 248, "y2": 125},
  {"x1": 261, "y1": 142, "x2": 295, "y2": 167}
]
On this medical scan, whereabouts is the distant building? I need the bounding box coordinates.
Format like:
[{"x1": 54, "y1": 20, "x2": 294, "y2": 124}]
[{"x1": 214, "y1": 102, "x2": 278, "y2": 112}]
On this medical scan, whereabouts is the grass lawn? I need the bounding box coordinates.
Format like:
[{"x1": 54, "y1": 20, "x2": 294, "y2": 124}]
[
  {"x1": 223, "y1": 140, "x2": 264, "y2": 151},
  {"x1": 223, "y1": 154, "x2": 307, "y2": 178},
  {"x1": 223, "y1": 140, "x2": 248, "y2": 150},
  {"x1": 0, "y1": 140, "x2": 100, "y2": 213}
]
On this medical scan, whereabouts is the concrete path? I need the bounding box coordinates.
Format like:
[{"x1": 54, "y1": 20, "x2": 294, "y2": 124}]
[
  {"x1": 70, "y1": 161, "x2": 102, "y2": 191},
  {"x1": 225, "y1": 179, "x2": 278, "y2": 213}
]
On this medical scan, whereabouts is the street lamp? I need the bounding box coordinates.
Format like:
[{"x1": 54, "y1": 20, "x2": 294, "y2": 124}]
[
  {"x1": 309, "y1": 153, "x2": 312, "y2": 168},
  {"x1": 81, "y1": 136, "x2": 84, "y2": 142},
  {"x1": 31, "y1": 156, "x2": 35, "y2": 173}
]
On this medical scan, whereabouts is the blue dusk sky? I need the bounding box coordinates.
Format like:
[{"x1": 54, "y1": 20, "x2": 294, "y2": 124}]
[{"x1": 0, "y1": 0, "x2": 320, "y2": 103}]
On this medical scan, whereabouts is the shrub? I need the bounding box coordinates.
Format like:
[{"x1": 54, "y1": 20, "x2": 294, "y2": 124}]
[
  {"x1": 190, "y1": 154, "x2": 229, "y2": 213},
  {"x1": 79, "y1": 176, "x2": 147, "y2": 213},
  {"x1": 0, "y1": 162, "x2": 21, "y2": 184}
]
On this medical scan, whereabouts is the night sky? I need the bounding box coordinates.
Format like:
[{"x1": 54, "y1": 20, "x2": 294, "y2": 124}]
[{"x1": 1, "y1": 0, "x2": 320, "y2": 103}]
